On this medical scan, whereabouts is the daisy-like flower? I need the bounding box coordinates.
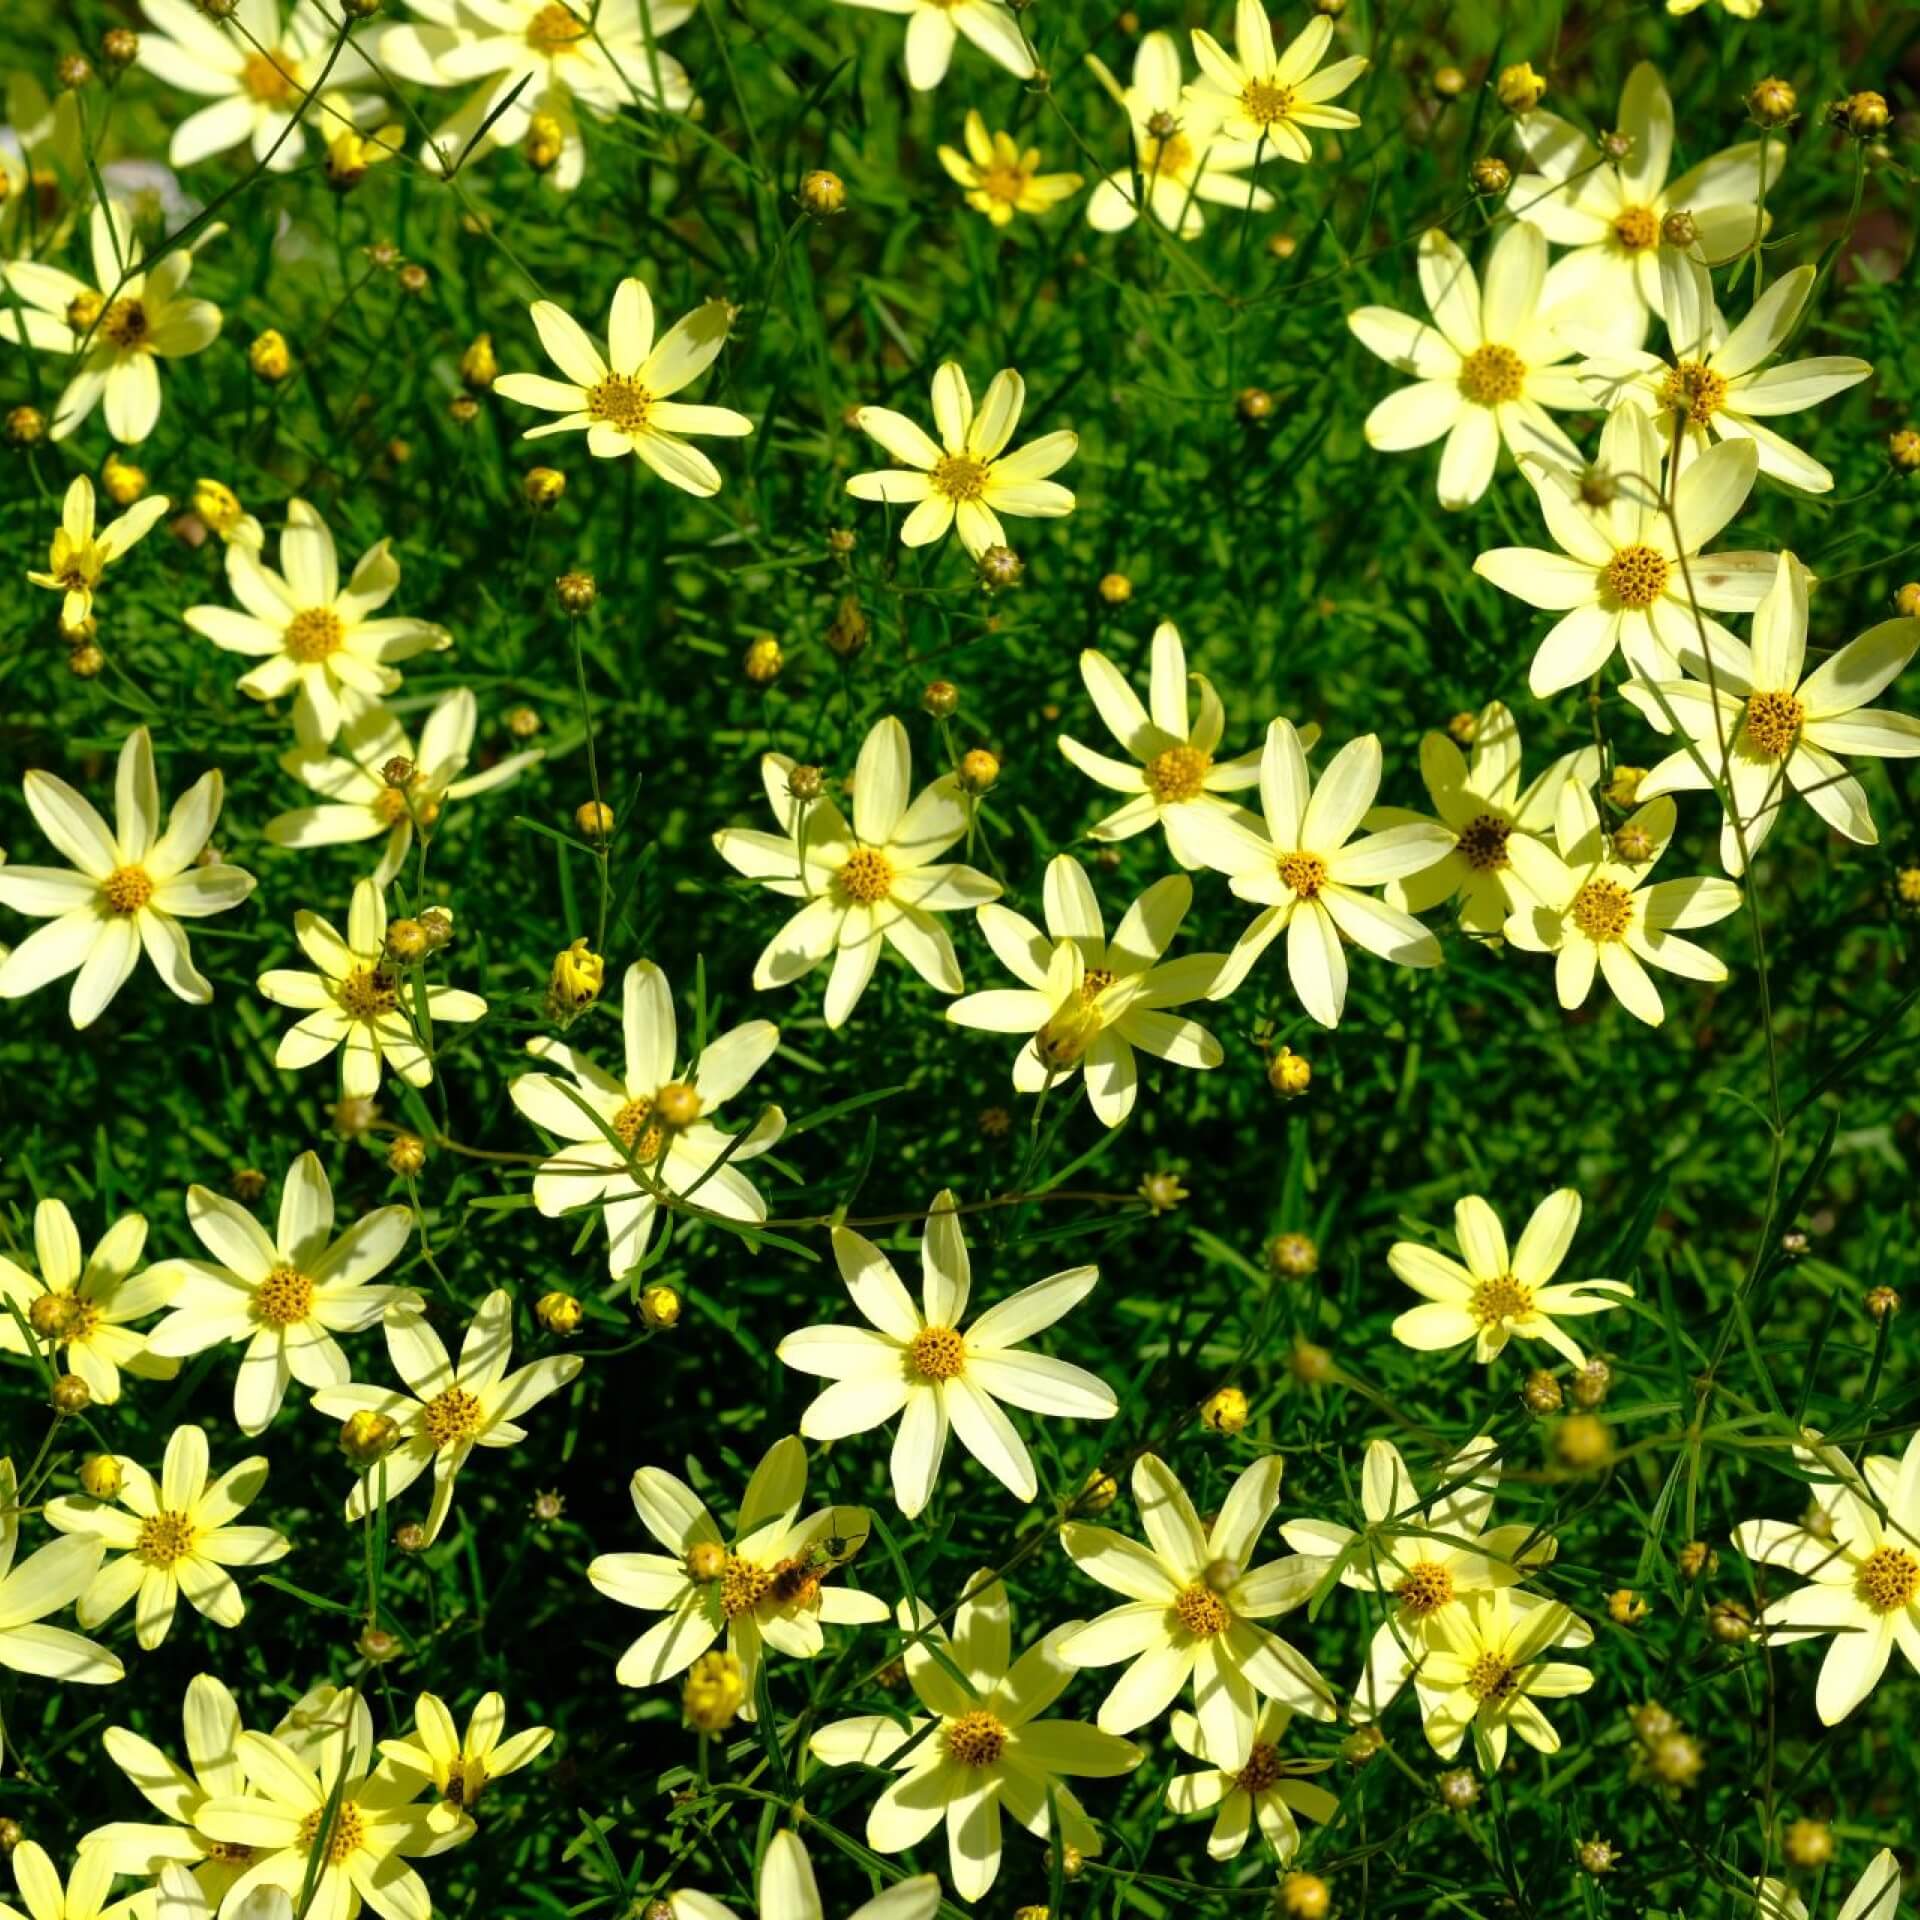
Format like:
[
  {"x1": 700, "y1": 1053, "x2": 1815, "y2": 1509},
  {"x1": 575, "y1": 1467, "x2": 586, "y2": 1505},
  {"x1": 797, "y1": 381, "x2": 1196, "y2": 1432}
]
[
  {"x1": 184, "y1": 500, "x2": 452, "y2": 751},
  {"x1": 0, "y1": 1459, "x2": 122, "y2": 1772},
  {"x1": 712, "y1": 718, "x2": 1001, "y2": 1028},
  {"x1": 0, "y1": 1846, "x2": 148, "y2": 1920},
  {"x1": 265, "y1": 690, "x2": 544, "y2": 883},
  {"x1": 27, "y1": 475, "x2": 169, "y2": 629},
  {"x1": 1508, "y1": 61, "x2": 1783, "y2": 347},
  {"x1": 938, "y1": 111, "x2": 1082, "y2": 225},
  {"x1": 1578, "y1": 256, "x2": 1872, "y2": 495},
  {"x1": 45, "y1": 1425, "x2": 289, "y2": 1652},
  {"x1": 1184, "y1": 3, "x2": 1365, "y2": 161},
  {"x1": 509, "y1": 958, "x2": 785, "y2": 1276},
  {"x1": 1503, "y1": 784, "x2": 1742, "y2": 1025},
  {"x1": 1388, "y1": 1190, "x2": 1631, "y2": 1368},
  {"x1": 196, "y1": 1688, "x2": 472, "y2": 1920},
  {"x1": 846, "y1": 364, "x2": 1076, "y2": 559},
  {"x1": 1731, "y1": 1430, "x2": 1920, "y2": 1726},
  {"x1": 1058, "y1": 1453, "x2": 1337, "y2": 1770},
  {"x1": 669, "y1": 1829, "x2": 937, "y2": 1920},
  {"x1": 1365, "y1": 702, "x2": 1601, "y2": 936},
  {"x1": 810, "y1": 1573, "x2": 1142, "y2": 1901},
  {"x1": 1473, "y1": 403, "x2": 1775, "y2": 700},
  {"x1": 0, "y1": 199, "x2": 221, "y2": 442},
  {"x1": 1177, "y1": 720, "x2": 1452, "y2": 1024},
  {"x1": 1624, "y1": 555, "x2": 1920, "y2": 875},
  {"x1": 256, "y1": 879, "x2": 487, "y2": 1098},
  {"x1": 586, "y1": 1434, "x2": 889, "y2": 1707},
  {"x1": 778, "y1": 1194, "x2": 1116, "y2": 1517},
  {"x1": 1084, "y1": 33, "x2": 1274, "y2": 239},
  {"x1": 312, "y1": 1292, "x2": 583, "y2": 1545},
  {"x1": 379, "y1": 1692, "x2": 552, "y2": 1828},
  {"x1": 947, "y1": 856, "x2": 1225, "y2": 1126},
  {"x1": 1756, "y1": 1851, "x2": 1900, "y2": 1920},
  {"x1": 1165, "y1": 1703, "x2": 1338, "y2": 1863},
  {"x1": 0, "y1": 726, "x2": 255, "y2": 1029},
  {"x1": 1412, "y1": 1588, "x2": 1593, "y2": 1767},
  {"x1": 144, "y1": 1152, "x2": 421, "y2": 1435},
  {"x1": 0, "y1": 1197, "x2": 177, "y2": 1405},
  {"x1": 1348, "y1": 225, "x2": 1589, "y2": 509},
  {"x1": 833, "y1": 0, "x2": 1033, "y2": 92},
  {"x1": 493, "y1": 282, "x2": 751, "y2": 495}
]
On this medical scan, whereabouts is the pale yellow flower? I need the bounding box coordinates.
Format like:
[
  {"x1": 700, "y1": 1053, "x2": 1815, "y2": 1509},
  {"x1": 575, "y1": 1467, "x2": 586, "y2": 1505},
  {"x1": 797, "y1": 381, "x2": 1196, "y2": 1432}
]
[
  {"x1": 938, "y1": 111, "x2": 1081, "y2": 224},
  {"x1": 1412, "y1": 1587, "x2": 1593, "y2": 1766},
  {"x1": 27, "y1": 475, "x2": 168, "y2": 628},
  {"x1": 1184, "y1": 3, "x2": 1366, "y2": 159},
  {"x1": 380, "y1": 1692, "x2": 552, "y2": 1829}
]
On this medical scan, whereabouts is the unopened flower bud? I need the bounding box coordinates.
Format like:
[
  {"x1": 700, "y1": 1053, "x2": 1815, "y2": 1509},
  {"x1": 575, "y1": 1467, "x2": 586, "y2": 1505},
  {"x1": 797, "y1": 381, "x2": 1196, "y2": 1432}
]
[
  {"x1": 1290, "y1": 1339, "x2": 1334, "y2": 1384},
  {"x1": 7, "y1": 405, "x2": 47, "y2": 446},
  {"x1": 1608, "y1": 1588, "x2": 1648, "y2": 1626},
  {"x1": 57, "y1": 52, "x2": 94, "y2": 89},
  {"x1": 79, "y1": 1454, "x2": 124, "y2": 1499},
  {"x1": 922, "y1": 680, "x2": 960, "y2": 718},
  {"x1": 1889, "y1": 428, "x2": 1920, "y2": 474},
  {"x1": 1496, "y1": 62, "x2": 1547, "y2": 113},
  {"x1": 1866, "y1": 1284, "x2": 1901, "y2": 1320},
  {"x1": 1470, "y1": 155, "x2": 1510, "y2": 194},
  {"x1": 386, "y1": 1134, "x2": 427, "y2": 1177},
  {"x1": 418, "y1": 906, "x2": 453, "y2": 949},
  {"x1": 459, "y1": 333, "x2": 498, "y2": 390},
  {"x1": 524, "y1": 467, "x2": 566, "y2": 510},
  {"x1": 1555, "y1": 1412, "x2": 1612, "y2": 1469},
  {"x1": 555, "y1": 570, "x2": 597, "y2": 613},
  {"x1": 1708, "y1": 1599, "x2": 1752, "y2": 1644},
  {"x1": 1748, "y1": 77, "x2": 1797, "y2": 127},
  {"x1": 1896, "y1": 582, "x2": 1920, "y2": 617},
  {"x1": 683, "y1": 1650, "x2": 746, "y2": 1731},
  {"x1": 1570, "y1": 1357, "x2": 1612, "y2": 1408},
  {"x1": 1077, "y1": 1469, "x2": 1119, "y2": 1515},
  {"x1": 1523, "y1": 1368, "x2": 1563, "y2": 1414},
  {"x1": 1431, "y1": 65, "x2": 1467, "y2": 98},
  {"x1": 1267, "y1": 1232, "x2": 1318, "y2": 1278},
  {"x1": 1836, "y1": 90, "x2": 1890, "y2": 137},
  {"x1": 641, "y1": 1284, "x2": 682, "y2": 1330},
  {"x1": 1437, "y1": 1767, "x2": 1479, "y2": 1809},
  {"x1": 385, "y1": 918, "x2": 428, "y2": 964},
  {"x1": 979, "y1": 543, "x2": 1023, "y2": 588},
  {"x1": 1201, "y1": 1386, "x2": 1249, "y2": 1434},
  {"x1": 798, "y1": 169, "x2": 846, "y2": 216},
  {"x1": 102, "y1": 451, "x2": 146, "y2": 505},
  {"x1": 341, "y1": 1409, "x2": 401, "y2": 1464},
  {"x1": 575, "y1": 800, "x2": 613, "y2": 842},
  {"x1": 1661, "y1": 209, "x2": 1698, "y2": 249},
  {"x1": 1578, "y1": 1839, "x2": 1620, "y2": 1875},
  {"x1": 1097, "y1": 571, "x2": 1133, "y2": 604},
  {"x1": 30, "y1": 1293, "x2": 83, "y2": 1340},
  {"x1": 1677, "y1": 1539, "x2": 1716, "y2": 1581},
  {"x1": 1267, "y1": 1046, "x2": 1311, "y2": 1096},
  {"x1": 1278, "y1": 1873, "x2": 1330, "y2": 1920},
  {"x1": 686, "y1": 1540, "x2": 727, "y2": 1583},
  {"x1": 1784, "y1": 1820, "x2": 1833, "y2": 1868},
  {"x1": 249, "y1": 329, "x2": 292, "y2": 383},
  {"x1": 826, "y1": 594, "x2": 869, "y2": 657},
  {"x1": 232, "y1": 1167, "x2": 268, "y2": 1202},
  {"x1": 742, "y1": 634, "x2": 783, "y2": 684},
  {"x1": 548, "y1": 938, "x2": 605, "y2": 1016},
  {"x1": 1139, "y1": 1170, "x2": 1187, "y2": 1213},
  {"x1": 1342, "y1": 1725, "x2": 1383, "y2": 1765},
  {"x1": 395, "y1": 1522, "x2": 429, "y2": 1553},
  {"x1": 958, "y1": 748, "x2": 1000, "y2": 794},
  {"x1": 1236, "y1": 386, "x2": 1274, "y2": 423},
  {"x1": 536, "y1": 1292, "x2": 584, "y2": 1336}
]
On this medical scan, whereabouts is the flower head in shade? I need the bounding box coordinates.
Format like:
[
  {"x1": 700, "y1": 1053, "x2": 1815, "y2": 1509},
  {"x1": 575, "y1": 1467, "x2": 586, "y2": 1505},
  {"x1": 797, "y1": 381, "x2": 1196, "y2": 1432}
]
[
  {"x1": 1412, "y1": 1588, "x2": 1593, "y2": 1766},
  {"x1": 1389, "y1": 1190, "x2": 1631, "y2": 1367},
  {"x1": 846, "y1": 365, "x2": 1076, "y2": 559},
  {"x1": 1058, "y1": 1453, "x2": 1338, "y2": 1771},
  {"x1": 0, "y1": 1845, "x2": 149, "y2": 1920},
  {"x1": 668, "y1": 1830, "x2": 939, "y2": 1920},
  {"x1": 713, "y1": 719, "x2": 1000, "y2": 1027},
  {"x1": 509, "y1": 959, "x2": 785, "y2": 1276},
  {"x1": 586, "y1": 1435, "x2": 888, "y2": 1707},
  {"x1": 947, "y1": 857, "x2": 1225, "y2": 1127},
  {"x1": 1184, "y1": 5, "x2": 1367, "y2": 157},
  {"x1": 938, "y1": 111, "x2": 1082, "y2": 225},
  {"x1": 27, "y1": 475, "x2": 169, "y2": 628},
  {"x1": 379, "y1": 1692, "x2": 553, "y2": 1829},
  {"x1": 809, "y1": 1573, "x2": 1142, "y2": 1901},
  {"x1": 0, "y1": 727, "x2": 254, "y2": 1029},
  {"x1": 778, "y1": 1193, "x2": 1115, "y2": 1517},
  {"x1": 145, "y1": 1152, "x2": 421, "y2": 1435},
  {"x1": 313, "y1": 1292, "x2": 583, "y2": 1545},
  {"x1": 1165, "y1": 1702, "x2": 1338, "y2": 1862},
  {"x1": 493, "y1": 281, "x2": 752, "y2": 495},
  {"x1": 832, "y1": 0, "x2": 1033, "y2": 92}
]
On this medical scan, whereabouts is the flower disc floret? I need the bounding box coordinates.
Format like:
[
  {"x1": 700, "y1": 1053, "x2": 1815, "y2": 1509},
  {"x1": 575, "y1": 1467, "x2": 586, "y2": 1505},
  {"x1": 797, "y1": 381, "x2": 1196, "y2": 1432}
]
[
  {"x1": 1459, "y1": 345, "x2": 1526, "y2": 406},
  {"x1": 1175, "y1": 1582, "x2": 1234, "y2": 1636},
  {"x1": 1470, "y1": 1274, "x2": 1534, "y2": 1325},
  {"x1": 1604, "y1": 545, "x2": 1671, "y2": 609},
  {"x1": 1570, "y1": 879, "x2": 1635, "y2": 942},
  {"x1": 1856, "y1": 1546, "x2": 1919, "y2": 1614},
  {"x1": 909, "y1": 1324, "x2": 966, "y2": 1380},
  {"x1": 1398, "y1": 1561, "x2": 1456, "y2": 1615},
  {"x1": 255, "y1": 1265, "x2": 314, "y2": 1327},
  {"x1": 1279, "y1": 851, "x2": 1328, "y2": 899},
  {"x1": 1744, "y1": 691, "x2": 1804, "y2": 758},
  {"x1": 945, "y1": 1709, "x2": 1007, "y2": 1765}
]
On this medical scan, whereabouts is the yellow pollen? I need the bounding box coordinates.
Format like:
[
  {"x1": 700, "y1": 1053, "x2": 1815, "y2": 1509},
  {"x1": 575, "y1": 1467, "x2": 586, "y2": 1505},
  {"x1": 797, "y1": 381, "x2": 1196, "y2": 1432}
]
[
  {"x1": 1397, "y1": 1561, "x2": 1456, "y2": 1616},
  {"x1": 1470, "y1": 1274, "x2": 1534, "y2": 1325},
  {"x1": 135, "y1": 1510, "x2": 197, "y2": 1567},
  {"x1": 1280, "y1": 851, "x2": 1328, "y2": 899},
  {"x1": 101, "y1": 299, "x2": 149, "y2": 349},
  {"x1": 978, "y1": 161, "x2": 1030, "y2": 205},
  {"x1": 1744, "y1": 690, "x2": 1804, "y2": 759},
  {"x1": 719, "y1": 1555, "x2": 771, "y2": 1618},
  {"x1": 1571, "y1": 877, "x2": 1635, "y2": 942},
  {"x1": 611, "y1": 1097, "x2": 666, "y2": 1159},
  {"x1": 837, "y1": 847, "x2": 895, "y2": 904},
  {"x1": 242, "y1": 50, "x2": 297, "y2": 102},
  {"x1": 373, "y1": 783, "x2": 442, "y2": 828},
  {"x1": 1145, "y1": 744, "x2": 1212, "y2": 803},
  {"x1": 102, "y1": 865, "x2": 154, "y2": 914},
  {"x1": 421, "y1": 1385, "x2": 484, "y2": 1448},
  {"x1": 285, "y1": 607, "x2": 345, "y2": 663},
  {"x1": 587, "y1": 373, "x2": 653, "y2": 434},
  {"x1": 1079, "y1": 966, "x2": 1116, "y2": 1002},
  {"x1": 1455, "y1": 814, "x2": 1511, "y2": 873},
  {"x1": 1604, "y1": 544, "x2": 1671, "y2": 609},
  {"x1": 1611, "y1": 205, "x2": 1659, "y2": 252},
  {"x1": 1240, "y1": 78, "x2": 1296, "y2": 128},
  {"x1": 1856, "y1": 1545, "x2": 1920, "y2": 1614},
  {"x1": 945, "y1": 1709, "x2": 1007, "y2": 1766},
  {"x1": 929, "y1": 452, "x2": 989, "y2": 502},
  {"x1": 255, "y1": 1265, "x2": 314, "y2": 1328},
  {"x1": 296, "y1": 1803, "x2": 364, "y2": 1866},
  {"x1": 337, "y1": 965, "x2": 400, "y2": 1020},
  {"x1": 1459, "y1": 344, "x2": 1526, "y2": 407},
  {"x1": 1234, "y1": 1742, "x2": 1283, "y2": 1794},
  {"x1": 1661, "y1": 360, "x2": 1729, "y2": 425},
  {"x1": 1174, "y1": 1582, "x2": 1234, "y2": 1637},
  {"x1": 909, "y1": 1325, "x2": 966, "y2": 1381},
  {"x1": 526, "y1": 2, "x2": 591, "y2": 50},
  {"x1": 1466, "y1": 1651, "x2": 1518, "y2": 1701},
  {"x1": 1143, "y1": 131, "x2": 1195, "y2": 177}
]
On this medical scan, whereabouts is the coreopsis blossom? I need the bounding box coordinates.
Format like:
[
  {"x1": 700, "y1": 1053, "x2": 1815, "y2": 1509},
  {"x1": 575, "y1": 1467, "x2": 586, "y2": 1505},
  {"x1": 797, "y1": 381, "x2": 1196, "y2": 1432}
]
[
  {"x1": 1366, "y1": 702, "x2": 1601, "y2": 935},
  {"x1": 380, "y1": 1693, "x2": 552, "y2": 1828},
  {"x1": 1503, "y1": 784, "x2": 1742, "y2": 1025},
  {"x1": 1085, "y1": 33, "x2": 1274, "y2": 238},
  {"x1": 45, "y1": 1425, "x2": 289, "y2": 1651},
  {"x1": 669, "y1": 1830, "x2": 937, "y2": 1920},
  {"x1": 184, "y1": 500, "x2": 452, "y2": 751},
  {"x1": 509, "y1": 958, "x2": 785, "y2": 1276},
  {"x1": 0, "y1": 1460, "x2": 122, "y2": 1772},
  {"x1": 379, "y1": 0, "x2": 695, "y2": 191},
  {"x1": 256, "y1": 879, "x2": 487, "y2": 1097},
  {"x1": 1508, "y1": 62, "x2": 1783, "y2": 346},
  {"x1": 1732, "y1": 1430, "x2": 1920, "y2": 1725},
  {"x1": 27, "y1": 475, "x2": 169, "y2": 629},
  {"x1": 1623, "y1": 554, "x2": 1920, "y2": 875},
  {"x1": 265, "y1": 690, "x2": 544, "y2": 883},
  {"x1": 313, "y1": 1292, "x2": 583, "y2": 1545},
  {"x1": 846, "y1": 364, "x2": 1076, "y2": 559},
  {"x1": 1756, "y1": 1852, "x2": 1900, "y2": 1920},
  {"x1": 144, "y1": 1152, "x2": 421, "y2": 1435},
  {"x1": 1473, "y1": 403, "x2": 1775, "y2": 700},
  {"x1": 834, "y1": 0, "x2": 1033, "y2": 92},
  {"x1": 1412, "y1": 1588, "x2": 1593, "y2": 1766},
  {"x1": 0, "y1": 726, "x2": 255, "y2": 1029},
  {"x1": 191, "y1": 478, "x2": 265, "y2": 553},
  {"x1": 586, "y1": 1435, "x2": 888, "y2": 1706},
  {"x1": 810, "y1": 1574, "x2": 1142, "y2": 1900},
  {"x1": 712, "y1": 719, "x2": 1001, "y2": 1027},
  {"x1": 0, "y1": 1846, "x2": 148, "y2": 1920},
  {"x1": 1058, "y1": 1453, "x2": 1337, "y2": 1770},
  {"x1": 1578, "y1": 256, "x2": 1872, "y2": 494},
  {"x1": 778, "y1": 1194, "x2": 1116, "y2": 1516},
  {"x1": 1165, "y1": 1703, "x2": 1338, "y2": 1862},
  {"x1": 947, "y1": 857, "x2": 1225, "y2": 1125},
  {"x1": 1348, "y1": 226, "x2": 1588, "y2": 509},
  {"x1": 195, "y1": 1688, "x2": 472, "y2": 1920},
  {"x1": 938, "y1": 111, "x2": 1082, "y2": 224},
  {"x1": 136, "y1": 0, "x2": 379, "y2": 170},
  {"x1": 493, "y1": 282, "x2": 751, "y2": 494},
  {"x1": 1185, "y1": 5, "x2": 1366, "y2": 160},
  {"x1": 0, "y1": 199, "x2": 221, "y2": 442},
  {"x1": 1177, "y1": 720, "x2": 1452, "y2": 1024},
  {"x1": 1389, "y1": 1190, "x2": 1631, "y2": 1367}
]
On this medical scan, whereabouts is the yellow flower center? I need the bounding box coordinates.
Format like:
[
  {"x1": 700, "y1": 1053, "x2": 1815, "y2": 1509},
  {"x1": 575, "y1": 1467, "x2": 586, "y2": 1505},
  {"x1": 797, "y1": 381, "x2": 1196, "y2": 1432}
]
[
  {"x1": 1397, "y1": 1560, "x2": 1456, "y2": 1616},
  {"x1": 135, "y1": 1509, "x2": 198, "y2": 1567},
  {"x1": 102, "y1": 865, "x2": 154, "y2": 914},
  {"x1": 836, "y1": 847, "x2": 895, "y2": 904},
  {"x1": 1459, "y1": 344, "x2": 1526, "y2": 407},
  {"x1": 1470, "y1": 1274, "x2": 1533, "y2": 1325},
  {"x1": 422, "y1": 1385, "x2": 485, "y2": 1448},
  {"x1": 1145, "y1": 744, "x2": 1212, "y2": 803},
  {"x1": 242, "y1": 49, "x2": 298, "y2": 103},
  {"x1": 337, "y1": 965, "x2": 401, "y2": 1020},
  {"x1": 102, "y1": 298, "x2": 149, "y2": 349},
  {"x1": 296, "y1": 1803, "x2": 364, "y2": 1866},
  {"x1": 1234, "y1": 1741, "x2": 1282, "y2": 1794},
  {"x1": 1856, "y1": 1545, "x2": 1920, "y2": 1614},
  {"x1": 526, "y1": 2, "x2": 590, "y2": 50},
  {"x1": 909, "y1": 1324, "x2": 966, "y2": 1380},
  {"x1": 1744, "y1": 690, "x2": 1804, "y2": 759},
  {"x1": 720, "y1": 1554, "x2": 771, "y2": 1618},
  {"x1": 1467, "y1": 1651, "x2": 1519, "y2": 1700},
  {"x1": 1661, "y1": 360, "x2": 1729, "y2": 425},
  {"x1": 1240, "y1": 78, "x2": 1296, "y2": 128},
  {"x1": 1174, "y1": 1582, "x2": 1234, "y2": 1637},
  {"x1": 1280, "y1": 851, "x2": 1328, "y2": 900},
  {"x1": 1143, "y1": 130, "x2": 1195, "y2": 177},
  {"x1": 1611, "y1": 204, "x2": 1659, "y2": 252},
  {"x1": 612, "y1": 1097, "x2": 666, "y2": 1160},
  {"x1": 256, "y1": 1265, "x2": 315, "y2": 1327},
  {"x1": 946, "y1": 1709, "x2": 1008, "y2": 1766},
  {"x1": 285, "y1": 607, "x2": 345, "y2": 662},
  {"x1": 1455, "y1": 814, "x2": 1511, "y2": 873},
  {"x1": 1571, "y1": 877, "x2": 1635, "y2": 943},
  {"x1": 587, "y1": 373, "x2": 653, "y2": 434},
  {"x1": 977, "y1": 160, "x2": 1031, "y2": 205},
  {"x1": 1604, "y1": 544, "x2": 1671, "y2": 610},
  {"x1": 929, "y1": 453, "x2": 989, "y2": 502}
]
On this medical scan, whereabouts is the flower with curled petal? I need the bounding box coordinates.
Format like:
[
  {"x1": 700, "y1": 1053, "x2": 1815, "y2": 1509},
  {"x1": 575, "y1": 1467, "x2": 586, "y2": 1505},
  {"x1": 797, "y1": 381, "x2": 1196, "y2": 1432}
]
[
  {"x1": 1413, "y1": 1587, "x2": 1593, "y2": 1767},
  {"x1": 27, "y1": 474, "x2": 169, "y2": 629},
  {"x1": 1183, "y1": 3, "x2": 1366, "y2": 159},
  {"x1": 1165, "y1": 1701, "x2": 1338, "y2": 1863},
  {"x1": 380, "y1": 1692, "x2": 553, "y2": 1829},
  {"x1": 832, "y1": 0, "x2": 1033, "y2": 93},
  {"x1": 669, "y1": 1829, "x2": 939, "y2": 1920}
]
